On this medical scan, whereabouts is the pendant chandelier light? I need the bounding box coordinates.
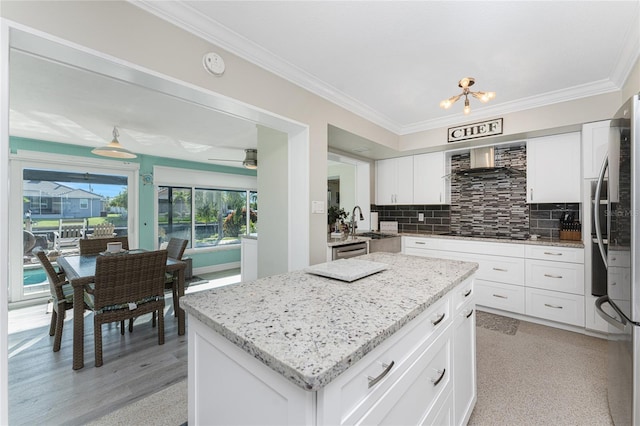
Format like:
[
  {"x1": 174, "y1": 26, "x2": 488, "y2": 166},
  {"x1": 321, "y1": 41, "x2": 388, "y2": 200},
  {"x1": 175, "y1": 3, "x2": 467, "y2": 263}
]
[
  {"x1": 439, "y1": 77, "x2": 495, "y2": 115},
  {"x1": 91, "y1": 127, "x2": 137, "y2": 159}
]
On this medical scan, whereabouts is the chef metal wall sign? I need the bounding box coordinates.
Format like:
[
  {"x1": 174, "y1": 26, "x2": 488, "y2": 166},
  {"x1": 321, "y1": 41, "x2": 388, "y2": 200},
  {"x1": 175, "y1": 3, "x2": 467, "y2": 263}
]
[{"x1": 448, "y1": 118, "x2": 503, "y2": 143}]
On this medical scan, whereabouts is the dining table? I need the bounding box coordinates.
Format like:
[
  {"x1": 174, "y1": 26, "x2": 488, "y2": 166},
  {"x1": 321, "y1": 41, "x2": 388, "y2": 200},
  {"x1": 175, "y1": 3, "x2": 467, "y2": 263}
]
[{"x1": 56, "y1": 249, "x2": 186, "y2": 370}]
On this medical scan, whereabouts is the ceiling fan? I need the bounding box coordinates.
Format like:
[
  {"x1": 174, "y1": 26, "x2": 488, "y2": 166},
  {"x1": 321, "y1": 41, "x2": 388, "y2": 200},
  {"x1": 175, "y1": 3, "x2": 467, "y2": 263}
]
[{"x1": 208, "y1": 148, "x2": 257, "y2": 169}]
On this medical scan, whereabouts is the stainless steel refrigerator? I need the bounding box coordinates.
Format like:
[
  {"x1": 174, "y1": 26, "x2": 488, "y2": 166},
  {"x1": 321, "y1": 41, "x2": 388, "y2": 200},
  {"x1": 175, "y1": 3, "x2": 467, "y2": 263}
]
[{"x1": 595, "y1": 93, "x2": 640, "y2": 425}]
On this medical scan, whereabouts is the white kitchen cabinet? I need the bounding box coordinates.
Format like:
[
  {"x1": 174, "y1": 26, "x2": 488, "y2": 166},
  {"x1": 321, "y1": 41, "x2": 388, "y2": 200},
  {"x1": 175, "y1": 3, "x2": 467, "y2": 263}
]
[
  {"x1": 582, "y1": 120, "x2": 610, "y2": 179},
  {"x1": 527, "y1": 132, "x2": 581, "y2": 203},
  {"x1": 376, "y1": 156, "x2": 413, "y2": 205},
  {"x1": 403, "y1": 236, "x2": 588, "y2": 329},
  {"x1": 452, "y1": 284, "x2": 476, "y2": 426},
  {"x1": 414, "y1": 151, "x2": 449, "y2": 204}
]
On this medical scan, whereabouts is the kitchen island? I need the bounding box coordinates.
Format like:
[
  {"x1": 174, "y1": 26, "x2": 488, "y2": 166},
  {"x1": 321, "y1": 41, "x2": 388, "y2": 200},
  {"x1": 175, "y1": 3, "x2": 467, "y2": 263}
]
[{"x1": 181, "y1": 252, "x2": 478, "y2": 425}]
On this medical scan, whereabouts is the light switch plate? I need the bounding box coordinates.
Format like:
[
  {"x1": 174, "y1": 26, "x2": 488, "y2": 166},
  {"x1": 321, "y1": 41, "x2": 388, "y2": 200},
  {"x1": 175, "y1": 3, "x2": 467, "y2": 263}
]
[
  {"x1": 418, "y1": 213, "x2": 425, "y2": 221},
  {"x1": 311, "y1": 201, "x2": 325, "y2": 214}
]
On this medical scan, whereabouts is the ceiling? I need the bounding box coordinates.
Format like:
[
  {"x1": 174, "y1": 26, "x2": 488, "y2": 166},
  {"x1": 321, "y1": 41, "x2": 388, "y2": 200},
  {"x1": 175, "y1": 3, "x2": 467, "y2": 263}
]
[{"x1": 8, "y1": 1, "x2": 640, "y2": 165}]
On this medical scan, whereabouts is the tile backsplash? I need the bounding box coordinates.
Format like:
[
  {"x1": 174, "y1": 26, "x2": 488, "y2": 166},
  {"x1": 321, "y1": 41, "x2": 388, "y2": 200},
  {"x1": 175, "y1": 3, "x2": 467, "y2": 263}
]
[{"x1": 372, "y1": 143, "x2": 581, "y2": 239}]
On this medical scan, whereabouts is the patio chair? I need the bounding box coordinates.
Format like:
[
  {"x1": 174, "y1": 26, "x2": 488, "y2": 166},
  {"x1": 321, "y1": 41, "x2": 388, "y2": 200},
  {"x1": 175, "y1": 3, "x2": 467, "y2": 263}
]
[
  {"x1": 79, "y1": 236, "x2": 129, "y2": 256},
  {"x1": 164, "y1": 238, "x2": 188, "y2": 317},
  {"x1": 85, "y1": 249, "x2": 168, "y2": 367},
  {"x1": 54, "y1": 218, "x2": 86, "y2": 252},
  {"x1": 33, "y1": 248, "x2": 87, "y2": 352},
  {"x1": 87, "y1": 223, "x2": 116, "y2": 239}
]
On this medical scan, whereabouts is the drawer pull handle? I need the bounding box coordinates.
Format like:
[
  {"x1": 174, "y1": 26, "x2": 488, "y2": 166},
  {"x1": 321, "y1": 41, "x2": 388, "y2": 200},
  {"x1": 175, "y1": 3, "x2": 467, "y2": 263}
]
[
  {"x1": 465, "y1": 309, "x2": 474, "y2": 319},
  {"x1": 544, "y1": 303, "x2": 563, "y2": 309},
  {"x1": 367, "y1": 361, "x2": 395, "y2": 388},
  {"x1": 544, "y1": 273, "x2": 563, "y2": 279},
  {"x1": 492, "y1": 294, "x2": 508, "y2": 299},
  {"x1": 431, "y1": 313, "x2": 446, "y2": 326},
  {"x1": 543, "y1": 252, "x2": 563, "y2": 256},
  {"x1": 463, "y1": 289, "x2": 472, "y2": 298},
  {"x1": 415, "y1": 241, "x2": 426, "y2": 245},
  {"x1": 431, "y1": 369, "x2": 446, "y2": 386},
  {"x1": 492, "y1": 267, "x2": 508, "y2": 272}
]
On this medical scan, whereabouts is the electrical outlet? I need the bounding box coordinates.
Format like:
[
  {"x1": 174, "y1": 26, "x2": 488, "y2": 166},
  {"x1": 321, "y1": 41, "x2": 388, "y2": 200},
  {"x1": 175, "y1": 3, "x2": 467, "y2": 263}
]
[{"x1": 418, "y1": 213, "x2": 425, "y2": 222}]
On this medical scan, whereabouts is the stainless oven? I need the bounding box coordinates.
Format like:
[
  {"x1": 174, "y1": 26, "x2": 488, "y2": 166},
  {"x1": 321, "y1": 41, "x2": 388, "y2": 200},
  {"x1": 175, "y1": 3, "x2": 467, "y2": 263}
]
[{"x1": 332, "y1": 242, "x2": 368, "y2": 260}]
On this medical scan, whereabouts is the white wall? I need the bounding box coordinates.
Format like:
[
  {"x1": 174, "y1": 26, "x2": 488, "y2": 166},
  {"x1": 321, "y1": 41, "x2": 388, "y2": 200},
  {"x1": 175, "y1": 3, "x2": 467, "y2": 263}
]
[
  {"x1": 257, "y1": 125, "x2": 289, "y2": 277},
  {"x1": 0, "y1": 0, "x2": 399, "y2": 267}
]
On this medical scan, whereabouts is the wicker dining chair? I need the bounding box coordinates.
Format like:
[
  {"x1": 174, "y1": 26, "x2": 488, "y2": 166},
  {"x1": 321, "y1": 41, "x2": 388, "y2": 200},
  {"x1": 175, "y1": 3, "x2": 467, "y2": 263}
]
[
  {"x1": 34, "y1": 248, "x2": 86, "y2": 352},
  {"x1": 79, "y1": 236, "x2": 129, "y2": 256},
  {"x1": 164, "y1": 238, "x2": 188, "y2": 317},
  {"x1": 85, "y1": 250, "x2": 168, "y2": 367}
]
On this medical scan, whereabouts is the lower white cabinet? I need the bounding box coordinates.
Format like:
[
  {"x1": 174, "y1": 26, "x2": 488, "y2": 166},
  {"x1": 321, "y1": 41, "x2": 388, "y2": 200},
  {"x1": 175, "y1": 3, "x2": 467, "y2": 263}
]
[
  {"x1": 404, "y1": 236, "x2": 587, "y2": 329},
  {"x1": 525, "y1": 287, "x2": 585, "y2": 327},
  {"x1": 474, "y1": 279, "x2": 525, "y2": 314}
]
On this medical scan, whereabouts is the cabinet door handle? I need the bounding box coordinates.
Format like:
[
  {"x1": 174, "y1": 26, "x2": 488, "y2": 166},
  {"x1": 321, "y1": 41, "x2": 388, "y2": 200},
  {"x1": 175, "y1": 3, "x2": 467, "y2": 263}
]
[
  {"x1": 543, "y1": 252, "x2": 563, "y2": 256},
  {"x1": 492, "y1": 294, "x2": 508, "y2": 299},
  {"x1": 415, "y1": 241, "x2": 426, "y2": 245},
  {"x1": 492, "y1": 267, "x2": 508, "y2": 272},
  {"x1": 544, "y1": 273, "x2": 563, "y2": 279},
  {"x1": 463, "y1": 289, "x2": 472, "y2": 297},
  {"x1": 530, "y1": 188, "x2": 533, "y2": 201},
  {"x1": 367, "y1": 361, "x2": 395, "y2": 388},
  {"x1": 431, "y1": 368, "x2": 446, "y2": 386},
  {"x1": 544, "y1": 303, "x2": 563, "y2": 309},
  {"x1": 465, "y1": 309, "x2": 474, "y2": 318},
  {"x1": 431, "y1": 313, "x2": 446, "y2": 326}
]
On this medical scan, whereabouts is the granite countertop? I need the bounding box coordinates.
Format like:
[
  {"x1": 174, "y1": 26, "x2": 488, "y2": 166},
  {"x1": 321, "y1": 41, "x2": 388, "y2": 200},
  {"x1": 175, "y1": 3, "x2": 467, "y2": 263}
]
[
  {"x1": 399, "y1": 233, "x2": 584, "y2": 248},
  {"x1": 180, "y1": 252, "x2": 478, "y2": 391}
]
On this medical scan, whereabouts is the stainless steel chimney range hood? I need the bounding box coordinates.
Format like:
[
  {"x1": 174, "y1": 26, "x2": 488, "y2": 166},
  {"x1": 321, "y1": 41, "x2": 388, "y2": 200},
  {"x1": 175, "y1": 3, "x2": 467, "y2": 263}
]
[{"x1": 454, "y1": 146, "x2": 525, "y2": 177}]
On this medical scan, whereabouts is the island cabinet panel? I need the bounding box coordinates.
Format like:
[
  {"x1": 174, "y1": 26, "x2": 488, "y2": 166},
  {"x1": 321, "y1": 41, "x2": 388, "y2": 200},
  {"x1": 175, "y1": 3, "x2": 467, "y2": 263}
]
[
  {"x1": 453, "y1": 292, "x2": 476, "y2": 426},
  {"x1": 188, "y1": 319, "x2": 314, "y2": 425}
]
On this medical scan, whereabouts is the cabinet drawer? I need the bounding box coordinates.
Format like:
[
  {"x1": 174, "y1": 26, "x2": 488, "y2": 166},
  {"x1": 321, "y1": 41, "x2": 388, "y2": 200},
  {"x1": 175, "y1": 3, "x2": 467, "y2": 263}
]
[
  {"x1": 475, "y1": 280, "x2": 525, "y2": 314},
  {"x1": 319, "y1": 295, "x2": 451, "y2": 425},
  {"x1": 525, "y1": 288, "x2": 585, "y2": 327},
  {"x1": 358, "y1": 335, "x2": 452, "y2": 426},
  {"x1": 525, "y1": 245, "x2": 584, "y2": 263},
  {"x1": 403, "y1": 248, "x2": 524, "y2": 286},
  {"x1": 404, "y1": 237, "x2": 441, "y2": 251},
  {"x1": 525, "y1": 259, "x2": 584, "y2": 295},
  {"x1": 403, "y1": 237, "x2": 525, "y2": 258},
  {"x1": 453, "y1": 279, "x2": 474, "y2": 312}
]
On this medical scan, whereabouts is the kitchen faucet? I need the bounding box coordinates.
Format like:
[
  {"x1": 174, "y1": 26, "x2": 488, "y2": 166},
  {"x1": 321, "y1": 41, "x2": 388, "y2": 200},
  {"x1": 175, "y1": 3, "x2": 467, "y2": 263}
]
[{"x1": 350, "y1": 205, "x2": 365, "y2": 237}]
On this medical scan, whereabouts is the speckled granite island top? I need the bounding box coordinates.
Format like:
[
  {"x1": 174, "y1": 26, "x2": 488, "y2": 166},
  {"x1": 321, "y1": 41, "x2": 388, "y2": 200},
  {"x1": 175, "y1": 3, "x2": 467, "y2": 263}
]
[{"x1": 180, "y1": 252, "x2": 477, "y2": 391}]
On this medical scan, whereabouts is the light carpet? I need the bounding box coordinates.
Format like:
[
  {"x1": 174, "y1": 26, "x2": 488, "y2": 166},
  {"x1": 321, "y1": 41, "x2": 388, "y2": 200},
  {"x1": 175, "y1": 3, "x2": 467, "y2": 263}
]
[
  {"x1": 87, "y1": 380, "x2": 187, "y2": 426},
  {"x1": 92, "y1": 312, "x2": 611, "y2": 426},
  {"x1": 469, "y1": 315, "x2": 612, "y2": 425}
]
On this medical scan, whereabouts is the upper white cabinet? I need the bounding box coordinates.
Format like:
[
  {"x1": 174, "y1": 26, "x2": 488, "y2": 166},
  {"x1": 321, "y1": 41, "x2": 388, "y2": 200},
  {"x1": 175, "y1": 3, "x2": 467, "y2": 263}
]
[
  {"x1": 376, "y1": 157, "x2": 414, "y2": 205},
  {"x1": 413, "y1": 152, "x2": 449, "y2": 205},
  {"x1": 526, "y1": 132, "x2": 581, "y2": 203},
  {"x1": 582, "y1": 120, "x2": 610, "y2": 179}
]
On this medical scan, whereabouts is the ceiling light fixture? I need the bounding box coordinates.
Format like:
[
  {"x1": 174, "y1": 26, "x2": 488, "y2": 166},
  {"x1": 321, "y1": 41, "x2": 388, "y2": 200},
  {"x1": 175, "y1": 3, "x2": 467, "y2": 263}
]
[
  {"x1": 91, "y1": 127, "x2": 137, "y2": 159},
  {"x1": 439, "y1": 77, "x2": 495, "y2": 115},
  {"x1": 242, "y1": 149, "x2": 258, "y2": 169}
]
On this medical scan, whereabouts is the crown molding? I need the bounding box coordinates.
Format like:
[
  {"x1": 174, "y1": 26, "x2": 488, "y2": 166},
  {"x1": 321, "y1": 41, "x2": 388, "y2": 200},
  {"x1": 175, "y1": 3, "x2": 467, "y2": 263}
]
[
  {"x1": 131, "y1": 1, "x2": 636, "y2": 137},
  {"x1": 401, "y1": 79, "x2": 620, "y2": 135}
]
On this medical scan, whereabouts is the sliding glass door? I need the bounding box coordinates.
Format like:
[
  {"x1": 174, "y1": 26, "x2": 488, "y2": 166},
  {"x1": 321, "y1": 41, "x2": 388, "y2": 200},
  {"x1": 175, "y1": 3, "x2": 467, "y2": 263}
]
[{"x1": 10, "y1": 155, "x2": 138, "y2": 303}]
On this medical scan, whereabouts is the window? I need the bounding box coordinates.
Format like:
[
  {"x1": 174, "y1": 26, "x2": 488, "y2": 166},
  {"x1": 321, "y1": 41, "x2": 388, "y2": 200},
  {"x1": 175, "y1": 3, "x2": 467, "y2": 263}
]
[
  {"x1": 158, "y1": 186, "x2": 257, "y2": 249},
  {"x1": 79, "y1": 198, "x2": 89, "y2": 209}
]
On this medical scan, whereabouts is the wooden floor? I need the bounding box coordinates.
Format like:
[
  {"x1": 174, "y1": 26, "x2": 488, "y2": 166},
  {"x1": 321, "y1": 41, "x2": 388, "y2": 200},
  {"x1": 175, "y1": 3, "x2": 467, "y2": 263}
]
[{"x1": 8, "y1": 270, "x2": 240, "y2": 426}]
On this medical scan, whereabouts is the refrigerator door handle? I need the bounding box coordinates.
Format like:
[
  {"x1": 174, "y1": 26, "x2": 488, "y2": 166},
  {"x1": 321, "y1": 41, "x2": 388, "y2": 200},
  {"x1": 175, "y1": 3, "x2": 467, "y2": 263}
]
[
  {"x1": 595, "y1": 295, "x2": 626, "y2": 330},
  {"x1": 594, "y1": 156, "x2": 608, "y2": 268}
]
